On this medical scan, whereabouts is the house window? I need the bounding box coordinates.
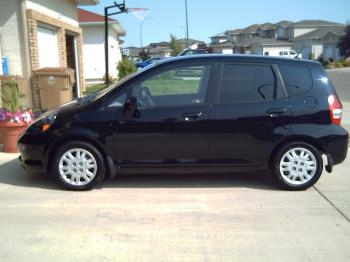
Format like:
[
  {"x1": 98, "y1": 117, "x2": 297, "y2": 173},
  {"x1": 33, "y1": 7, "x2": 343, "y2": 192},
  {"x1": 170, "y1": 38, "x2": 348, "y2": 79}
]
[{"x1": 37, "y1": 26, "x2": 59, "y2": 68}]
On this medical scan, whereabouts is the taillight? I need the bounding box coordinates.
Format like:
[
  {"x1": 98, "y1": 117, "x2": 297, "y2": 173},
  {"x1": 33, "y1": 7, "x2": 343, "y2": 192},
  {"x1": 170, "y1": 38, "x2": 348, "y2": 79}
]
[{"x1": 328, "y1": 94, "x2": 342, "y2": 125}]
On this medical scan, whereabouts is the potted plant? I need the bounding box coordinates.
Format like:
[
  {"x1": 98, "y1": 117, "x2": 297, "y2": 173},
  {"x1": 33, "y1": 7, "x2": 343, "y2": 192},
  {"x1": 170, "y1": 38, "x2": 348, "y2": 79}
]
[{"x1": 0, "y1": 77, "x2": 34, "y2": 153}]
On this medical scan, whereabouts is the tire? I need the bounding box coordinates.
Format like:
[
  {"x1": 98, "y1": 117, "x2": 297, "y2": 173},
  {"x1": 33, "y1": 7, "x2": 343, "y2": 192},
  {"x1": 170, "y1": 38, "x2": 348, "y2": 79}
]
[
  {"x1": 271, "y1": 142, "x2": 323, "y2": 190},
  {"x1": 52, "y1": 141, "x2": 106, "y2": 190}
]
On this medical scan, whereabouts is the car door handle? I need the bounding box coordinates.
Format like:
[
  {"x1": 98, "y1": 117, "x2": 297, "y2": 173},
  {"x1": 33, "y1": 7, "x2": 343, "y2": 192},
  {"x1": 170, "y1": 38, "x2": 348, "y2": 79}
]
[
  {"x1": 266, "y1": 107, "x2": 286, "y2": 117},
  {"x1": 183, "y1": 112, "x2": 203, "y2": 121}
]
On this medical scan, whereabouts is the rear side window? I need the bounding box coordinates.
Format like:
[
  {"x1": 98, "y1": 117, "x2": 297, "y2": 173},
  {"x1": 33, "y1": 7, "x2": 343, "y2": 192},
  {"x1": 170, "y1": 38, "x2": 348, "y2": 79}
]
[
  {"x1": 278, "y1": 64, "x2": 312, "y2": 96},
  {"x1": 220, "y1": 64, "x2": 276, "y2": 103}
]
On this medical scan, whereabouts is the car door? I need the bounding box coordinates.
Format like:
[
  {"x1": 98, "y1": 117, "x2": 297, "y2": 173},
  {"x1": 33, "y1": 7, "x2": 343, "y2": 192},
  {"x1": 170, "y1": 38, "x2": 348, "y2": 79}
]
[
  {"x1": 208, "y1": 62, "x2": 293, "y2": 169},
  {"x1": 107, "y1": 62, "x2": 214, "y2": 168}
]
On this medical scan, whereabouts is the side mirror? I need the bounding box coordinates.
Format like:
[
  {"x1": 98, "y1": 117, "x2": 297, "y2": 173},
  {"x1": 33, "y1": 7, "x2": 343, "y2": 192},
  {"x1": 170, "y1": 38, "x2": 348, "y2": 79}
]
[{"x1": 123, "y1": 96, "x2": 141, "y2": 118}]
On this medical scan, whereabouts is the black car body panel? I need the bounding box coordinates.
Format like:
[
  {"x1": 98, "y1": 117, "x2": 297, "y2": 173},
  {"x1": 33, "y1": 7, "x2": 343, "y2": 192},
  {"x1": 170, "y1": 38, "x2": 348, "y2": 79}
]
[{"x1": 18, "y1": 55, "x2": 348, "y2": 178}]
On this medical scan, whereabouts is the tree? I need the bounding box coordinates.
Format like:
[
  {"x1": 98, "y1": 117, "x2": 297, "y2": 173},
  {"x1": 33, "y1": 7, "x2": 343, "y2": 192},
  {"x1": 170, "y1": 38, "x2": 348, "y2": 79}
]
[
  {"x1": 117, "y1": 57, "x2": 137, "y2": 80},
  {"x1": 338, "y1": 24, "x2": 350, "y2": 59},
  {"x1": 139, "y1": 49, "x2": 150, "y2": 61},
  {"x1": 170, "y1": 34, "x2": 182, "y2": 56}
]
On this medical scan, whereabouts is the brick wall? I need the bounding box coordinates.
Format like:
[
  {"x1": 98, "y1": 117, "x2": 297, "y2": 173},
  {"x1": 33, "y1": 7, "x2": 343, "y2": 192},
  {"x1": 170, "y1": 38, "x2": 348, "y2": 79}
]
[{"x1": 26, "y1": 9, "x2": 85, "y2": 109}]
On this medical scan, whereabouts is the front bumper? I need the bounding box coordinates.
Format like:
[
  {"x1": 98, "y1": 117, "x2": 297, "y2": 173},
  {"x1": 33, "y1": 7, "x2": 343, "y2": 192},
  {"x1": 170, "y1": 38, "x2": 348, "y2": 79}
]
[
  {"x1": 18, "y1": 142, "x2": 47, "y2": 174},
  {"x1": 18, "y1": 131, "x2": 54, "y2": 174}
]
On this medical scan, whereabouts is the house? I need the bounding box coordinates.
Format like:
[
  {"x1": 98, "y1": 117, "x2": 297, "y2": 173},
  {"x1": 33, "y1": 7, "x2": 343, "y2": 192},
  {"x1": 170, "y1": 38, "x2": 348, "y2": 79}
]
[
  {"x1": 147, "y1": 46, "x2": 173, "y2": 58},
  {"x1": 0, "y1": 0, "x2": 99, "y2": 110},
  {"x1": 275, "y1": 20, "x2": 293, "y2": 40},
  {"x1": 289, "y1": 20, "x2": 343, "y2": 39},
  {"x1": 78, "y1": 8, "x2": 125, "y2": 85},
  {"x1": 249, "y1": 39, "x2": 293, "y2": 55},
  {"x1": 209, "y1": 32, "x2": 227, "y2": 45},
  {"x1": 293, "y1": 26, "x2": 345, "y2": 60},
  {"x1": 226, "y1": 29, "x2": 242, "y2": 43},
  {"x1": 144, "y1": 42, "x2": 172, "y2": 58},
  {"x1": 211, "y1": 41, "x2": 235, "y2": 54},
  {"x1": 213, "y1": 20, "x2": 345, "y2": 60},
  {"x1": 122, "y1": 46, "x2": 143, "y2": 62},
  {"x1": 176, "y1": 38, "x2": 205, "y2": 50}
]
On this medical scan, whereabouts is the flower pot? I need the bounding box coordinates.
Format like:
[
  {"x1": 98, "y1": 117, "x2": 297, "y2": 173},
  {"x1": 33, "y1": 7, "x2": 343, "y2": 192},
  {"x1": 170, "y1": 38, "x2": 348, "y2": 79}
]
[{"x1": 0, "y1": 122, "x2": 29, "y2": 153}]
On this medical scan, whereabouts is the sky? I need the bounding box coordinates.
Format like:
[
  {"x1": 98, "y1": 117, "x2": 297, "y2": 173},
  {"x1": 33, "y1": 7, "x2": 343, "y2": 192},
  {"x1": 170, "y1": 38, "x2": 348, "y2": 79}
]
[{"x1": 81, "y1": 0, "x2": 350, "y2": 47}]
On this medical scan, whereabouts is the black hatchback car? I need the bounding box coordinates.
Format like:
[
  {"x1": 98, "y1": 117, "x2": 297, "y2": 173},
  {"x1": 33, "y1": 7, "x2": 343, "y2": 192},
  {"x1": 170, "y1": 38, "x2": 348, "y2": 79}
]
[{"x1": 18, "y1": 55, "x2": 348, "y2": 190}]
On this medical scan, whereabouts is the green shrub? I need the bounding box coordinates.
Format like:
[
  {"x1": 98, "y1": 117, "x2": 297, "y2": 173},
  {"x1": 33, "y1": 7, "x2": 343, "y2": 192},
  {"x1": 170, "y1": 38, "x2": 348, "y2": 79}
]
[
  {"x1": 1, "y1": 79, "x2": 21, "y2": 113},
  {"x1": 334, "y1": 62, "x2": 344, "y2": 68},
  {"x1": 340, "y1": 60, "x2": 350, "y2": 67},
  {"x1": 117, "y1": 58, "x2": 137, "y2": 80}
]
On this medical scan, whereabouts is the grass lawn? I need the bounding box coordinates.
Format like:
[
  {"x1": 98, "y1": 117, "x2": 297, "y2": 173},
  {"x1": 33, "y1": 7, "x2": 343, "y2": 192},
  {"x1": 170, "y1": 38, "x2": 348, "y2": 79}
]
[
  {"x1": 145, "y1": 79, "x2": 199, "y2": 96},
  {"x1": 83, "y1": 75, "x2": 201, "y2": 97},
  {"x1": 84, "y1": 83, "x2": 106, "y2": 95}
]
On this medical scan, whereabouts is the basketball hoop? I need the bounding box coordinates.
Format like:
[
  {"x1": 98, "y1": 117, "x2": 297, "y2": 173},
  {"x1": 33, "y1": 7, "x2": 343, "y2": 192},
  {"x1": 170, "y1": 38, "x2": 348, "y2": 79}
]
[{"x1": 127, "y1": 7, "x2": 149, "y2": 21}]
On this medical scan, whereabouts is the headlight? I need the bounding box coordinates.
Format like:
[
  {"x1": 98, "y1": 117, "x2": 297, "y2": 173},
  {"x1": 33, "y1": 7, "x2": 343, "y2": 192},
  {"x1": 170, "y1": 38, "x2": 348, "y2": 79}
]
[
  {"x1": 41, "y1": 113, "x2": 57, "y2": 132},
  {"x1": 33, "y1": 111, "x2": 57, "y2": 132}
]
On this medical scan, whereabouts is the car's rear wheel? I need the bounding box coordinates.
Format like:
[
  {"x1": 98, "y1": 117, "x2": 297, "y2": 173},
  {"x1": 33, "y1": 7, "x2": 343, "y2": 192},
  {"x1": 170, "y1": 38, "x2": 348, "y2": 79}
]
[
  {"x1": 272, "y1": 142, "x2": 323, "y2": 190},
  {"x1": 52, "y1": 141, "x2": 105, "y2": 190}
]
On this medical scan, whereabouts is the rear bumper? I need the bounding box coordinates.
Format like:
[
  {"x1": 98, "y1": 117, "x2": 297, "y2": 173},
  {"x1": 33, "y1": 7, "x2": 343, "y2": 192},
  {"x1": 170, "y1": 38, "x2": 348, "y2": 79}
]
[{"x1": 321, "y1": 125, "x2": 348, "y2": 165}]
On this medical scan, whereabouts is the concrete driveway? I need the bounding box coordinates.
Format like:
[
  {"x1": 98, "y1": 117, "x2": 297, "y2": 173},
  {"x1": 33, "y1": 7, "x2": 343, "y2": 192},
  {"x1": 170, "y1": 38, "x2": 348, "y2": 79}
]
[{"x1": 0, "y1": 151, "x2": 350, "y2": 262}]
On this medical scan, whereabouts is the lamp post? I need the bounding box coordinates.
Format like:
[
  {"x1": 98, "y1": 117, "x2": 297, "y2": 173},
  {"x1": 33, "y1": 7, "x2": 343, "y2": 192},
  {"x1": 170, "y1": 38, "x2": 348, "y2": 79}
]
[
  {"x1": 185, "y1": 0, "x2": 189, "y2": 48},
  {"x1": 140, "y1": 17, "x2": 154, "y2": 48},
  {"x1": 180, "y1": 25, "x2": 186, "y2": 39},
  {"x1": 104, "y1": 1, "x2": 127, "y2": 85}
]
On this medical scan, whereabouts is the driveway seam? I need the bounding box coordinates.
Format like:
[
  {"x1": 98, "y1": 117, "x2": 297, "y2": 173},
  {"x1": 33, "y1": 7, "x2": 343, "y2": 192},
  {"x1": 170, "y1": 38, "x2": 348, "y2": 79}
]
[{"x1": 313, "y1": 186, "x2": 350, "y2": 223}]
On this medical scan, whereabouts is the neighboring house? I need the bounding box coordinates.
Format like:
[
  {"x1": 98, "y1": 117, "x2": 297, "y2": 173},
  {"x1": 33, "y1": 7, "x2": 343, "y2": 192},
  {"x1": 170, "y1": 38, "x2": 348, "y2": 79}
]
[
  {"x1": 213, "y1": 20, "x2": 345, "y2": 60},
  {"x1": 210, "y1": 32, "x2": 227, "y2": 45},
  {"x1": 78, "y1": 8, "x2": 125, "y2": 85},
  {"x1": 249, "y1": 39, "x2": 293, "y2": 55},
  {"x1": 293, "y1": 26, "x2": 345, "y2": 60},
  {"x1": 0, "y1": 0, "x2": 99, "y2": 109},
  {"x1": 176, "y1": 38, "x2": 205, "y2": 50},
  {"x1": 122, "y1": 46, "x2": 142, "y2": 62},
  {"x1": 226, "y1": 29, "x2": 242, "y2": 43},
  {"x1": 211, "y1": 41, "x2": 235, "y2": 54},
  {"x1": 275, "y1": 20, "x2": 293, "y2": 40},
  {"x1": 290, "y1": 20, "x2": 342, "y2": 39},
  {"x1": 144, "y1": 42, "x2": 172, "y2": 58},
  {"x1": 147, "y1": 46, "x2": 172, "y2": 58}
]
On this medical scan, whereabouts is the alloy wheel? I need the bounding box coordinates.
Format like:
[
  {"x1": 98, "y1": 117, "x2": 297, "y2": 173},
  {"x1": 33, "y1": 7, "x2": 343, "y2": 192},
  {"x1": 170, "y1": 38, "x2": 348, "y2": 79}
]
[
  {"x1": 279, "y1": 147, "x2": 317, "y2": 185},
  {"x1": 58, "y1": 148, "x2": 97, "y2": 186}
]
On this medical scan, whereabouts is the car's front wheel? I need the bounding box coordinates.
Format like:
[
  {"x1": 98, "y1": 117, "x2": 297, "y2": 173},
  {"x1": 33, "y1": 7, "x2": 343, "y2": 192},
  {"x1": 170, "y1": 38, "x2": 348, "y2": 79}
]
[
  {"x1": 272, "y1": 142, "x2": 323, "y2": 190},
  {"x1": 52, "y1": 141, "x2": 105, "y2": 190}
]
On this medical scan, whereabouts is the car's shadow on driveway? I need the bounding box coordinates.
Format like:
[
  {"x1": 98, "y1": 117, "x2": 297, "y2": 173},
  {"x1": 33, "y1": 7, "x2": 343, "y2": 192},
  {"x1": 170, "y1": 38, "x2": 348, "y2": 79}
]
[
  {"x1": 0, "y1": 158, "x2": 279, "y2": 191},
  {"x1": 0, "y1": 158, "x2": 59, "y2": 190}
]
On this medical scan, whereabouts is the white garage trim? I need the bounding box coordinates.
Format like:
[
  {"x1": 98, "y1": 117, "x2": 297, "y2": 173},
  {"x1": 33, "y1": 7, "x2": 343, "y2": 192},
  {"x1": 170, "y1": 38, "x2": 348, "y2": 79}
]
[{"x1": 37, "y1": 26, "x2": 59, "y2": 68}]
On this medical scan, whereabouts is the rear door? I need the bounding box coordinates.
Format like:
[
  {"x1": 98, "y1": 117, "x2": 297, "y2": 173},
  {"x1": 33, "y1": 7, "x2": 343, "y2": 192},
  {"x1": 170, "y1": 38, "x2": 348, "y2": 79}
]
[{"x1": 209, "y1": 62, "x2": 293, "y2": 168}]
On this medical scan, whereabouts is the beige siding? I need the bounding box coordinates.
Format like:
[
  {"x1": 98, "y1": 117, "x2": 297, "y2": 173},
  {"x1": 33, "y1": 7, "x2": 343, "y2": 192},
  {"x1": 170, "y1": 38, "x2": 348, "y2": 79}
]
[
  {"x1": 293, "y1": 28, "x2": 317, "y2": 38},
  {"x1": 0, "y1": 0, "x2": 27, "y2": 76},
  {"x1": 26, "y1": 0, "x2": 79, "y2": 27}
]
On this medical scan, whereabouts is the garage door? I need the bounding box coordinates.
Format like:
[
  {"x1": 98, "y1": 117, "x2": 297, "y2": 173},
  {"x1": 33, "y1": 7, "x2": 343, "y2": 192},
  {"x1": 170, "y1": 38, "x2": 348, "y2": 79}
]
[
  {"x1": 324, "y1": 46, "x2": 334, "y2": 60},
  {"x1": 37, "y1": 26, "x2": 59, "y2": 68}
]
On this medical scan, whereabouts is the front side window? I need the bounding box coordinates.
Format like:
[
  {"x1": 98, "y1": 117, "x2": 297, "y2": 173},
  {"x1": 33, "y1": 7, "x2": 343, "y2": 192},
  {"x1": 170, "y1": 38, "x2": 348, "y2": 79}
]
[
  {"x1": 108, "y1": 65, "x2": 211, "y2": 109},
  {"x1": 220, "y1": 64, "x2": 276, "y2": 103}
]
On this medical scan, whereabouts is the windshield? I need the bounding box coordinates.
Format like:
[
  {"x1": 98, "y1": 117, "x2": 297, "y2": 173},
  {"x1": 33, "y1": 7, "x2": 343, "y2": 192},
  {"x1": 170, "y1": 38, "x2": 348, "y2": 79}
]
[
  {"x1": 90, "y1": 59, "x2": 166, "y2": 102},
  {"x1": 92, "y1": 73, "x2": 135, "y2": 101}
]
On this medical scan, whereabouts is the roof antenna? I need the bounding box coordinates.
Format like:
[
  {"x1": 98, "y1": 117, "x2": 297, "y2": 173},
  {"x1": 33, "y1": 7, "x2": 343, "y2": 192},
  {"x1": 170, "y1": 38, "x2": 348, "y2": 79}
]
[{"x1": 295, "y1": 44, "x2": 305, "y2": 59}]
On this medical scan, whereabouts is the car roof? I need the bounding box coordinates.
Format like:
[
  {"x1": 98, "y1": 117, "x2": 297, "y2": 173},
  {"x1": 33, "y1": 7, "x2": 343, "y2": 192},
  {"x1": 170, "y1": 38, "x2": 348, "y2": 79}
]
[{"x1": 155, "y1": 54, "x2": 319, "y2": 66}]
